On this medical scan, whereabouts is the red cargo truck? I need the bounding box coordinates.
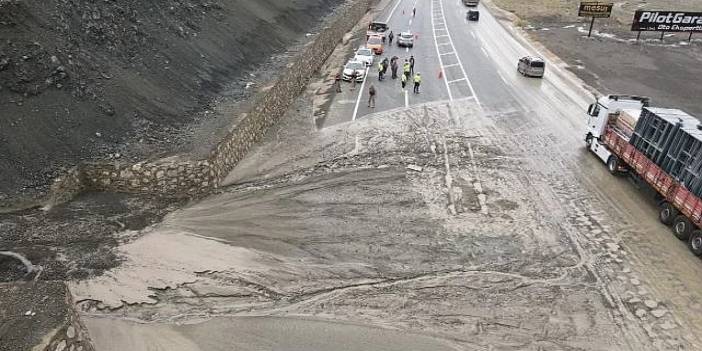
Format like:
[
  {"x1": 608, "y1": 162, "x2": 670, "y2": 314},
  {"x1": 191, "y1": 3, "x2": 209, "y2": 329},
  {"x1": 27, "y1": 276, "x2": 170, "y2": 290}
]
[{"x1": 585, "y1": 95, "x2": 702, "y2": 256}]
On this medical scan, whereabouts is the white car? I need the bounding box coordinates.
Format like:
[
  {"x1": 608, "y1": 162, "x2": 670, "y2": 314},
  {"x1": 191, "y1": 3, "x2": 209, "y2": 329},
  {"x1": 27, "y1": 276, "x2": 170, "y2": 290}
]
[
  {"x1": 353, "y1": 47, "x2": 374, "y2": 66},
  {"x1": 397, "y1": 32, "x2": 414, "y2": 47},
  {"x1": 342, "y1": 60, "x2": 366, "y2": 82}
]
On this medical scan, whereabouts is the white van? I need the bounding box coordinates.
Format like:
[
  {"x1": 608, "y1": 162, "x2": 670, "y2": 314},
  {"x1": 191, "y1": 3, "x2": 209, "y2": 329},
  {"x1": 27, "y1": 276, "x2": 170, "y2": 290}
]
[{"x1": 517, "y1": 56, "x2": 545, "y2": 78}]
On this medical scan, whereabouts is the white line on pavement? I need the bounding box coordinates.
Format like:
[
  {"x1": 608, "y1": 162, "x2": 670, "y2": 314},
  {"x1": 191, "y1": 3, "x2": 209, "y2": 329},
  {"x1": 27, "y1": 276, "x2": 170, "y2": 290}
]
[
  {"x1": 470, "y1": 31, "x2": 476, "y2": 39},
  {"x1": 431, "y1": 0, "x2": 453, "y2": 101},
  {"x1": 481, "y1": 47, "x2": 489, "y2": 57},
  {"x1": 404, "y1": 89, "x2": 409, "y2": 108},
  {"x1": 438, "y1": 42, "x2": 451, "y2": 46},
  {"x1": 433, "y1": 0, "x2": 482, "y2": 108},
  {"x1": 443, "y1": 63, "x2": 459, "y2": 68},
  {"x1": 386, "y1": 0, "x2": 403, "y2": 23},
  {"x1": 447, "y1": 78, "x2": 467, "y2": 84},
  {"x1": 497, "y1": 71, "x2": 507, "y2": 84},
  {"x1": 439, "y1": 51, "x2": 455, "y2": 56},
  {"x1": 351, "y1": 67, "x2": 370, "y2": 121}
]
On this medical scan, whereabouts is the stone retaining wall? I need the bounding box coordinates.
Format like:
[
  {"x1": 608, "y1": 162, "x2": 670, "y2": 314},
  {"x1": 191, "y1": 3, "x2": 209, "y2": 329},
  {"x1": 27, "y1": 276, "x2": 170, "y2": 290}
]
[{"x1": 45, "y1": 0, "x2": 373, "y2": 205}]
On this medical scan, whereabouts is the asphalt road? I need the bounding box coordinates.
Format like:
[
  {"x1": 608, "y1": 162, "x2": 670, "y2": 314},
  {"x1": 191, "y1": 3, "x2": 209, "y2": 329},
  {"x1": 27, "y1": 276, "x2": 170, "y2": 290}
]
[{"x1": 326, "y1": 0, "x2": 591, "y2": 131}]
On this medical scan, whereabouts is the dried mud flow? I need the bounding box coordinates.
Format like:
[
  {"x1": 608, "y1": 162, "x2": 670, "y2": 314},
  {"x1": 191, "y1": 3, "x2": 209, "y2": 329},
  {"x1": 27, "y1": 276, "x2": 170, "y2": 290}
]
[
  {"x1": 70, "y1": 86, "x2": 697, "y2": 349},
  {"x1": 0, "y1": 0, "x2": 343, "y2": 199}
]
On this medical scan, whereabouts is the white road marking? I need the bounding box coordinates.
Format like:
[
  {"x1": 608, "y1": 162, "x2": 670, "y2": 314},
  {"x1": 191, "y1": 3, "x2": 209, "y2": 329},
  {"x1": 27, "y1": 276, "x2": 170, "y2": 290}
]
[
  {"x1": 497, "y1": 71, "x2": 507, "y2": 84},
  {"x1": 443, "y1": 63, "x2": 459, "y2": 68},
  {"x1": 439, "y1": 51, "x2": 455, "y2": 56},
  {"x1": 353, "y1": 0, "x2": 407, "y2": 122},
  {"x1": 480, "y1": 46, "x2": 489, "y2": 57},
  {"x1": 404, "y1": 89, "x2": 409, "y2": 108},
  {"x1": 431, "y1": 0, "x2": 458, "y2": 101},
  {"x1": 431, "y1": 0, "x2": 482, "y2": 108},
  {"x1": 447, "y1": 78, "x2": 467, "y2": 84},
  {"x1": 385, "y1": 0, "x2": 403, "y2": 23},
  {"x1": 438, "y1": 42, "x2": 452, "y2": 46},
  {"x1": 431, "y1": 0, "x2": 453, "y2": 101},
  {"x1": 470, "y1": 31, "x2": 476, "y2": 39},
  {"x1": 435, "y1": 34, "x2": 449, "y2": 38},
  {"x1": 406, "y1": 47, "x2": 409, "y2": 52},
  {"x1": 351, "y1": 67, "x2": 370, "y2": 121}
]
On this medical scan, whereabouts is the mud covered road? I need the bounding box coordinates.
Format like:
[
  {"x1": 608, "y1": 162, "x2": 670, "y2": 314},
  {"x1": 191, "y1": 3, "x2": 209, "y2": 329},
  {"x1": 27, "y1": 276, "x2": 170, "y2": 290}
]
[{"x1": 11, "y1": 0, "x2": 702, "y2": 349}]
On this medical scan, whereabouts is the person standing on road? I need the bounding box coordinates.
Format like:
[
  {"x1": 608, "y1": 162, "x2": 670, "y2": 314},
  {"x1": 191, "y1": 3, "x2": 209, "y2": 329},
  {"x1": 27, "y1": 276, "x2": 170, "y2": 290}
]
[
  {"x1": 391, "y1": 58, "x2": 398, "y2": 79},
  {"x1": 412, "y1": 7, "x2": 416, "y2": 17},
  {"x1": 388, "y1": 31, "x2": 394, "y2": 45},
  {"x1": 350, "y1": 70, "x2": 357, "y2": 90},
  {"x1": 409, "y1": 55, "x2": 415, "y2": 75},
  {"x1": 334, "y1": 73, "x2": 342, "y2": 93},
  {"x1": 368, "y1": 84, "x2": 377, "y2": 108},
  {"x1": 378, "y1": 61, "x2": 385, "y2": 81},
  {"x1": 401, "y1": 72, "x2": 407, "y2": 90},
  {"x1": 413, "y1": 72, "x2": 421, "y2": 94},
  {"x1": 381, "y1": 57, "x2": 389, "y2": 77},
  {"x1": 403, "y1": 59, "x2": 411, "y2": 79}
]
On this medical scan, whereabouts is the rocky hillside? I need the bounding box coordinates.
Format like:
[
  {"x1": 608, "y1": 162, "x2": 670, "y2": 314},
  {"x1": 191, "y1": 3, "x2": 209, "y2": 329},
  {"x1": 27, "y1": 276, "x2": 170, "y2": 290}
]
[{"x1": 0, "y1": 0, "x2": 343, "y2": 199}]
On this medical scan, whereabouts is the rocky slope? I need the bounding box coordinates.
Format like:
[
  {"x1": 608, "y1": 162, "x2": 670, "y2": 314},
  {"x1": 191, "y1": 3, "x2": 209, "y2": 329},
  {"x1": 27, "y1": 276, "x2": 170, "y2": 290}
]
[{"x1": 0, "y1": 0, "x2": 343, "y2": 200}]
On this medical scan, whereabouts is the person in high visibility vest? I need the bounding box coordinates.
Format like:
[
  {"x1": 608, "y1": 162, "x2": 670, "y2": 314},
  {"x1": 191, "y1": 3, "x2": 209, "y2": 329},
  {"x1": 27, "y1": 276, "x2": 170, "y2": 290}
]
[
  {"x1": 403, "y1": 60, "x2": 411, "y2": 79},
  {"x1": 413, "y1": 73, "x2": 421, "y2": 94},
  {"x1": 378, "y1": 62, "x2": 385, "y2": 81}
]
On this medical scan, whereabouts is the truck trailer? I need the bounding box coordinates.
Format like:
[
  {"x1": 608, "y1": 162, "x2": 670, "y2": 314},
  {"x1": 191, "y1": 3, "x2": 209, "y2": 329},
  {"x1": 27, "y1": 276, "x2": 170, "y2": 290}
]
[{"x1": 585, "y1": 95, "x2": 702, "y2": 256}]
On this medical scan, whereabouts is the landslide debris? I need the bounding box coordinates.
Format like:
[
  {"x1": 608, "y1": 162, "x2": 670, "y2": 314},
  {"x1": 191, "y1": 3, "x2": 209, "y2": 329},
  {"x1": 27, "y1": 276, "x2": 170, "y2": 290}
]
[{"x1": 0, "y1": 0, "x2": 342, "y2": 199}]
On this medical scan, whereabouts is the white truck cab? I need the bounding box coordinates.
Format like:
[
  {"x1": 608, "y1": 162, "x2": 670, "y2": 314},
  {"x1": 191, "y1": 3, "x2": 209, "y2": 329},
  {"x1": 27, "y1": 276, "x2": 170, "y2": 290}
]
[{"x1": 585, "y1": 95, "x2": 649, "y2": 170}]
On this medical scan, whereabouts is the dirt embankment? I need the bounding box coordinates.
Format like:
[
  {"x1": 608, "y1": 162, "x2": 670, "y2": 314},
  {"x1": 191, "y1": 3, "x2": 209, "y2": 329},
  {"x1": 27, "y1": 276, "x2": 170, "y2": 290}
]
[
  {"x1": 490, "y1": 0, "x2": 702, "y2": 117},
  {"x1": 0, "y1": 0, "x2": 343, "y2": 200}
]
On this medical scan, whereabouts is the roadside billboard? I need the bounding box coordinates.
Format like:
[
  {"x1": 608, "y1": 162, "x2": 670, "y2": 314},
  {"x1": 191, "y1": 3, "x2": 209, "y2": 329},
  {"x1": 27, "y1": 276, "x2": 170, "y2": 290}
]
[
  {"x1": 578, "y1": 2, "x2": 613, "y2": 18},
  {"x1": 632, "y1": 11, "x2": 702, "y2": 32}
]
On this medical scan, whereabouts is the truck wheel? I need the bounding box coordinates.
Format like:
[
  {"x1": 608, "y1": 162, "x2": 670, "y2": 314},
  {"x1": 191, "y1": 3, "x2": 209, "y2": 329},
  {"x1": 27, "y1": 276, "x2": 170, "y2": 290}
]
[
  {"x1": 607, "y1": 156, "x2": 620, "y2": 174},
  {"x1": 689, "y1": 230, "x2": 702, "y2": 256},
  {"x1": 673, "y1": 215, "x2": 692, "y2": 240},
  {"x1": 658, "y1": 202, "x2": 677, "y2": 225},
  {"x1": 585, "y1": 134, "x2": 593, "y2": 148}
]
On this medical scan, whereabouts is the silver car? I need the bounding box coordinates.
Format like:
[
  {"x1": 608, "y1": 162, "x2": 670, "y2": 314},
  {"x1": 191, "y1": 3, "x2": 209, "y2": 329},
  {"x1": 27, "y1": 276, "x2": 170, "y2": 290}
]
[
  {"x1": 397, "y1": 32, "x2": 414, "y2": 47},
  {"x1": 517, "y1": 56, "x2": 545, "y2": 78}
]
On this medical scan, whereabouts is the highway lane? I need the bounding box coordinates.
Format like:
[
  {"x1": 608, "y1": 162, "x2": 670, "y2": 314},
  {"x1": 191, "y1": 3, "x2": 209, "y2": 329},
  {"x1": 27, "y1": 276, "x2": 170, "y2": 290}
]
[
  {"x1": 328, "y1": 0, "x2": 593, "y2": 128},
  {"x1": 329, "y1": 0, "x2": 457, "y2": 124}
]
